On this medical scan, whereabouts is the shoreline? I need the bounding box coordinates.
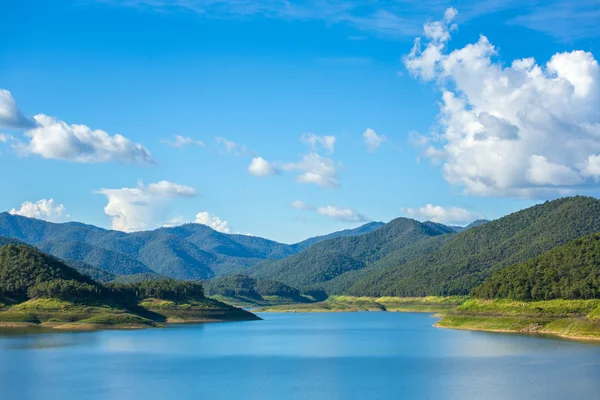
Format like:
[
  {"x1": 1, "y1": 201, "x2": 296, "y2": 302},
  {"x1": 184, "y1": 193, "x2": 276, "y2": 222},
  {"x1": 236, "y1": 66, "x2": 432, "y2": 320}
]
[
  {"x1": 432, "y1": 322, "x2": 600, "y2": 342},
  {"x1": 253, "y1": 296, "x2": 600, "y2": 343}
]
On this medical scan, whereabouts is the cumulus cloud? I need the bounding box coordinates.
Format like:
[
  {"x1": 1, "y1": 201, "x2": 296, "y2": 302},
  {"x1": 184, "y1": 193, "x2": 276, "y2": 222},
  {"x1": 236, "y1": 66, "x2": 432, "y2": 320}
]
[
  {"x1": 0, "y1": 89, "x2": 35, "y2": 129},
  {"x1": 20, "y1": 114, "x2": 153, "y2": 163},
  {"x1": 290, "y1": 200, "x2": 315, "y2": 210},
  {"x1": 301, "y1": 133, "x2": 336, "y2": 154},
  {"x1": 248, "y1": 156, "x2": 279, "y2": 176},
  {"x1": 292, "y1": 200, "x2": 369, "y2": 222},
  {"x1": 362, "y1": 128, "x2": 387, "y2": 152},
  {"x1": 215, "y1": 137, "x2": 256, "y2": 156},
  {"x1": 403, "y1": 204, "x2": 484, "y2": 225},
  {"x1": 194, "y1": 211, "x2": 231, "y2": 233},
  {"x1": 316, "y1": 205, "x2": 369, "y2": 222},
  {"x1": 405, "y1": 9, "x2": 600, "y2": 198},
  {"x1": 163, "y1": 135, "x2": 205, "y2": 148},
  {"x1": 282, "y1": 153, "x2": 340, "y2": 188},
  {"x1": 9, "y1": 199, "x2": 70, "y2": 223},
  {"x1": 96, "y1": 181, "x2": 197, "y2": 232}
]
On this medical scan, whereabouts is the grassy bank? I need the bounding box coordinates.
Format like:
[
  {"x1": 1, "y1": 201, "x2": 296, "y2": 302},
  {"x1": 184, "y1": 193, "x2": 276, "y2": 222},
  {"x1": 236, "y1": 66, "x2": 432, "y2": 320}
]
[
  {"x1": 436, "y1": 299, "x2": 600, "y2": 341},
  {"x1": 256, "y1": 296, "x2": 600, "y2": 342},
  {"x1": 0, "y1": 297, "x2": 259, "y2": 331},
  {"x1": 253, "y1": 295, "x2": 467, "y2": 313}
]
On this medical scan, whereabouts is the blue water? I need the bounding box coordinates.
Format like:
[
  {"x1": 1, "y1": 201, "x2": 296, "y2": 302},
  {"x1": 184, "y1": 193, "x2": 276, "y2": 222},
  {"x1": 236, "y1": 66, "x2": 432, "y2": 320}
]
[{"x1": 1, "y1": 312, "x2": 599, "y2": 400}]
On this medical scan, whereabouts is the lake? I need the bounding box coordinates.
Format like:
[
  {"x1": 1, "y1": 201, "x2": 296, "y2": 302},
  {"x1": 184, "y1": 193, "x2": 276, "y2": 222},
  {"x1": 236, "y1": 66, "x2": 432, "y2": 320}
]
[{"x1": 1, "y1": 312, "x2": 599, "y2": 400}]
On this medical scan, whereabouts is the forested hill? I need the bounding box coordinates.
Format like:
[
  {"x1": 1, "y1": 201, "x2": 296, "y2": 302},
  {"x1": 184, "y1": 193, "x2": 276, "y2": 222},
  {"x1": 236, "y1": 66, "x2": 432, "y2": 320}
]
[
  {"x1": 0, "y1": 213, "x2": 382, "y2": 281},
  {"x1": 0, "y1": 244, "x2": 101, "y2": 300},
  {"x1": 288, "y1": 221, "x2": 386, "y2": 252},
  {"x1": 250, "y1": 218, "x2": 455, "y2": 291},
  {"x1": 472, "y1": 232, "x2": 600, "y2": 300},
  {"x1": 347, "y1": 196, "x2": 600, "y2": 297}
]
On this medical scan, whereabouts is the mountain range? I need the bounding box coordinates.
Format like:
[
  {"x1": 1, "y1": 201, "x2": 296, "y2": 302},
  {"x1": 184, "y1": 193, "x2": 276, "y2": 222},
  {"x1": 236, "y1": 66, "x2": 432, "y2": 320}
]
[{"x1": 0, "y1": 212, "x2": 385, "y2": 280}]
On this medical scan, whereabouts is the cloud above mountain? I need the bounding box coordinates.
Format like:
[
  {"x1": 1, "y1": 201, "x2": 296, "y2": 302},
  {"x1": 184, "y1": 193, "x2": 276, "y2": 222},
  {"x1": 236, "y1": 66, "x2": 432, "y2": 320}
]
[
  {"x1": 9, "y1": 198, "x2": 70, "y2": 223},
  {"x1": 406, "y1": 8, "x2": 600, "y2": 198},
  {"x1": 96, "y1": 180, "x2": 197, "y2": 232},
  {"x1": 292, "y1": 200, "x2": 368, "y2": 222},
  {"x1": 194, "y1": 211, "x2": 231, "y2": 233},
  {"x1": 403, "y1": 204, "x2": 484, "y2": 225}
]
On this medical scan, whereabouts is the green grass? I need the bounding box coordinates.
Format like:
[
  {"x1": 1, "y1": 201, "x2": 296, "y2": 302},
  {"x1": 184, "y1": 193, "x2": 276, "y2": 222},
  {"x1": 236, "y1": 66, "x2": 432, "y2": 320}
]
[
  {"x1": 139, "y1": 297, "x2": 261, "y2": 322},
  {"x1": 0, "y1": 312, "x2": 41, "y2": 324},
  {"x1": 437, "y1": 298, "x2": 600, "y2": 340},
  {"x1": 0, "y1": 295, "x2": 260, "y2": 329},
  {"x1": 456, "y1": 298, "x2": 600, "y2": 317},
  {"x1": 254, "y1": 296, "x2": 468, "y2": 313},
  {"x1": 79, "y1": 313, "x2": 155, "y2": 326}
]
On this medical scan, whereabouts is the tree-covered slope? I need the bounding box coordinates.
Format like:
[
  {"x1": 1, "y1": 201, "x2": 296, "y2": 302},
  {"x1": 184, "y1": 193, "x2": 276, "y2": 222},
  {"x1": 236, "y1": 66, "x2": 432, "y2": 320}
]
[
  {"x1": 203, "y1": 274, "x2": 306, "y2": 303},
  {"x1": 348, "y1": 196, "x2": 600, "y2": 296},
  {"x1": 36, "y1": 239, "x2": 155, "y2": 275},
  {"x1": 473, "y1": 232, "x2": 600, "y2": 300},
  {"x1": 0, "y1": 213, "x2": 387, "y2": 281},
  {"x1": 0, "y1": 244, "x2": 100, "y2": 300},
  {"x1": 289, "y1": 221, "x2": 386, "y2": 252},
  {"x1": 250, "y1": 218, "x2": 454, "y2": 291}
]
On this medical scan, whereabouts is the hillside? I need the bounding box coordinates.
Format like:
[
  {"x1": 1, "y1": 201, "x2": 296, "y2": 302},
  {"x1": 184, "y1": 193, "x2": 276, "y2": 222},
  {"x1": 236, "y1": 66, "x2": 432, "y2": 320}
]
[
  {"x1": 0, "y1": 244, "x2": 258, "y2": 329},
  {"x1": 473, "y1": 232, "x2": 600, "y2": 300},
  {"x1": 289, "y1": 221, "x2": 385, "y2": 252},
  {"x1": 250, "y1": 218, "x2": 454, "y2": 292},
  {"x1": 0, "y1": 213, "x2": 381, "y2": 280},
  {"x1": 203, "y1": 275, "x2": 310, "y2": 306},
  {"x1": 347, "y1": 196, "x2": 600, "y2": 296},
  {"x1": 449, "y1": 219, "x2": 490, "y2": 233}
]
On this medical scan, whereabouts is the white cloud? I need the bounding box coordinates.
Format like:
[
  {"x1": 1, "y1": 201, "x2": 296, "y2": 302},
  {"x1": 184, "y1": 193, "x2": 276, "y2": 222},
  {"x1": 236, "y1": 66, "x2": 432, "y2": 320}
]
[
  {"x1": 248, "y1": 157, "x2": 279, "y2": 176},
  {"x1": 292, "y1": 201, "x2": 368, "y2": 222},
  {"x1": 215, "y1": 136, "x2": 256, "y2": 156},
  {"x1": 0, "y1": 133, "x2": 14, "y2": 143},
  {"x1": 194, "y1": 211, "x2": 231, "y2": 233},
  {"x1": 362, "y1": 128, "x2": 387, "y2": 152},
  {"x1": 9, "y1": 199, "x2": 70, "y2": 223},
  {"x1": 101, "y1": 1, "x2": 600, "y2": 41},
  {"x1": 316, "y1": 205, "x2": 369, "y2": 222},
  {"x1": 282, "y1": 153, "x2": 340, "y2": 188},
  {"x1": 20, "y1": 114, "x2": 153, "y2": 163},
  {"x1": 96, "y1": 181, "x2": 197, "y2": 232},
  {"x1": 290, "y1": 200, "x2": 315, "y2": 210},
  {"x1": 0, "y1": 89, "x2": 35, "y2": 129},
  {"x1": 301, "y1": 133, "x2": 336, "y2": 153},
  {"x1": 403, "y1": 204, "x2": 484, "y2": 225},
  {"x1": 405, "y1": 9, "x2": 600, "y2": 198},
  {"x1": 163, "y1": 135, "x2": 205, "y2": 148}
]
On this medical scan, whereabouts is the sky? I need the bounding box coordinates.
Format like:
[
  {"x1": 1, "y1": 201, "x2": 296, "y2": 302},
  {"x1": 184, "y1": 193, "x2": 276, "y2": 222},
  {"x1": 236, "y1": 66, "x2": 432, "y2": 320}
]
[{"x1": 1, "y1": 0, "x2": 600, "y2": 243}]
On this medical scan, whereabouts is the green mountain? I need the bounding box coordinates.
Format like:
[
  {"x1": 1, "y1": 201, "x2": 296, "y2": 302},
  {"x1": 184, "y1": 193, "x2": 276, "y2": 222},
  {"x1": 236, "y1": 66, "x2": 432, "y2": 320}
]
[
  {"x1": 250, "y1": 218, "x2": 454, "y2": 293},
  {"x1": 0, "y1": 212, "x2": 382, "y2": 281},
  {"x1": 0, "y1": 243, "x2": 258, "y2": 328},
  {"x1": 449, "y1": 219, "x2": 490, "y2": 233},
  {"x1": 348, "y1": 196, "x2": 600, "y2": 296},
  {"x1": 473, "y1": 232, "x2": 600, "y2": 300},
  {"x1": 203, "y1": 274, "x2": 308, "y2": 305},
  {"x1": 0, "y1": 244, "x2": 101, "y2": 300},
  {"x1": 289, "y1": 221, "x2": 386, "y2": 252}
]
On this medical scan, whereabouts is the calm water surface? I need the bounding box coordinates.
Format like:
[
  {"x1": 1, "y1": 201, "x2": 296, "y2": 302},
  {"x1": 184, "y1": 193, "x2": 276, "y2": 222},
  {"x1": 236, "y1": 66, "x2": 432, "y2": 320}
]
[{"x1": 1, "y1": 312, "x2": 599, "y2": 400}]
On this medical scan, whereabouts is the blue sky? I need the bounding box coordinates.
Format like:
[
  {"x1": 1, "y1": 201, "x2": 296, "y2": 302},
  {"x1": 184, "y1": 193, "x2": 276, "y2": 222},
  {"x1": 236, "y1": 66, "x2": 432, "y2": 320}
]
[{"x1": 1, "y1": 0, "x2": 600, "y2": 243}]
